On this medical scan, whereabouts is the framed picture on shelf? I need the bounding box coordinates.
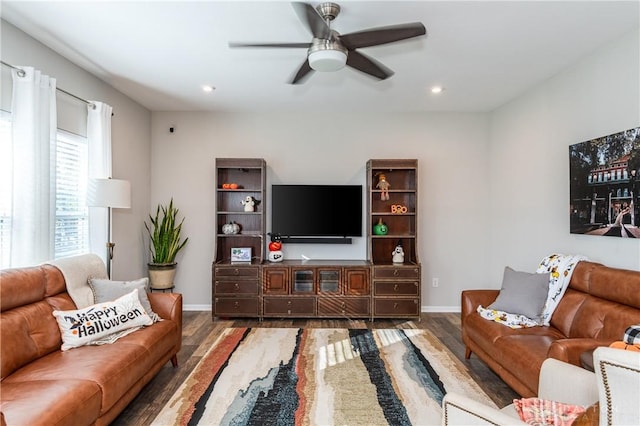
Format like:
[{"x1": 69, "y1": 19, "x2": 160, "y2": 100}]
[{"x1": 231, "y1": 247, "x2": 252, "y2": 262}]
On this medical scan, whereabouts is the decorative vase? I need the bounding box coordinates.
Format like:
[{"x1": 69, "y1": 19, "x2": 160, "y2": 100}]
[{"x1": 148, "y1": 263, "x2": 177, "y2": 289}]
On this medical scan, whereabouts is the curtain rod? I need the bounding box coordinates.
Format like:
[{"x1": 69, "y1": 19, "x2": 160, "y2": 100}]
[{"x1": 1, "y1": 60, "x2": 96, "y2": 109}]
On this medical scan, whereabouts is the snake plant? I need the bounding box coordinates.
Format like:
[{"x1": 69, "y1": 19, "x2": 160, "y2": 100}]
[{"x1": 145, "y1": 198, "x2": 188, "y2": 264}]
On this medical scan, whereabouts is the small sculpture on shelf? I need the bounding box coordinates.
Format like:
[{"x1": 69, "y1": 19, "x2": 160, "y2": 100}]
[
  {"x1": 376, "y1": 173, "x2": 391, "y2": 201},
  {"x1": 392, "y1": 240, "x2": 405, "y2": 264},
  {"x1": 267, "y1": 233, "x2": 284, "y2": 262},
  {"x1": 222, "y1": 221, "x2": 240, "y2": 235},
  {"x1": 373, "y1": 218, "x2": 388, "y2": 235},
  {"x1": 241, "y1": 195, "x2": 258, "y2": 212}
]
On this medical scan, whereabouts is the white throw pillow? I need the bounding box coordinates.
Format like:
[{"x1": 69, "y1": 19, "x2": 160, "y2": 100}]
[{"x1": 52, "y1": 289, "x2": 153, "y2": 351}]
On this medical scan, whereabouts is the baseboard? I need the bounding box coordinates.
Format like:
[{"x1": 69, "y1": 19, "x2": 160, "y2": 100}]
[
  {"x1": 421, "y1": 305, "x2": 461, "y2": 313},
  {"x1": 184, "y1": 304, "x2": 212, "y2": 311},
  {"x1": 185, "y1": 304, "x2": 461, "y2": 313}
]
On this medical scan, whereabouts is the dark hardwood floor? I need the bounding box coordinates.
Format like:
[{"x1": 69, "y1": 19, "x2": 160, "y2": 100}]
[{"x1": 112, "y1": 312, "x2": 518, "y2": 425}]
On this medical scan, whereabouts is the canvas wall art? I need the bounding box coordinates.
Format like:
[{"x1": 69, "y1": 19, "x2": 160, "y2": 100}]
[{"x1": 569, "y1": 126, "x2": 640, "y2": 238}]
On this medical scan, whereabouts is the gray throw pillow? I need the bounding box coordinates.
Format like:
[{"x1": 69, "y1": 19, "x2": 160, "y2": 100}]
[
  {"x1": 89, "y1": 277, "x2": 160, "y2": 322},
  {"x1": 488, "y1": 267, "x2": 550, "y2": 321}
]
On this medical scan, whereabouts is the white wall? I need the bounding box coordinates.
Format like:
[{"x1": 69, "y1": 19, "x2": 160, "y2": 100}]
[
  {"x1": 488, "y1": 28, "x2": 640, "y2": 283},
  {"x1": 151, "y1": 112, "x2": 491, "y2": 309},
  {"x1": 1, "y1": 21, "x2": 152, "y2": 280}
]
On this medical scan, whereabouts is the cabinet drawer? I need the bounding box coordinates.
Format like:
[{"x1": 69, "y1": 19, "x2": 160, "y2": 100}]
[
  {"x1": 214, "y1": 266, "x2": 259, "y2": 278},
  {"x1": 374, "y1": 281, "x2": 419, "y2": 296},
  {"x1": 317, "y1": 297, "x2": 370, "y2": 316},
  {"x1": 214, "y1": 280, "x2": 258, "y2": 295},
  {"x1": 214, "y1": 297, "x2": 259, "y2": 316},
  {"x1": 373, "y1": 266, "x2": 420, "y2": 279},
  {"x1": 374, "y1": 298, "x2": 420, "y2": 316},
  {"x1": 263, "y1": 297, "x2": 315, "y2": 316}
]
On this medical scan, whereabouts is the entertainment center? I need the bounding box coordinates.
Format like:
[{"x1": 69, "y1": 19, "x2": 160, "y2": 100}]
[{"x1": 212, "y1": 158, "x2": 420, "y2": 320}]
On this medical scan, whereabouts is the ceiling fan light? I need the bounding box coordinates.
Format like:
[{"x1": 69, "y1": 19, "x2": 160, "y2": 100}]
[{"x1": 309, "y1": 49, "x2": 347, "y2": 72}]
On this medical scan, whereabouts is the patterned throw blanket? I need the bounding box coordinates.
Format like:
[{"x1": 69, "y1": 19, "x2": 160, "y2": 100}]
[{"x1": 477, "y1": 254, "x2": 587, "y2": 329}]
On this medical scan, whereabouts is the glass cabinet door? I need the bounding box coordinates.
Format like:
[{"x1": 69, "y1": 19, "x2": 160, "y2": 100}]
[
  {"x1": 318, "y1": 269, "x2": 340, "y2": 293},
  {"x1": 292, "y1": 269, "x2": 314, "y2": 293}
]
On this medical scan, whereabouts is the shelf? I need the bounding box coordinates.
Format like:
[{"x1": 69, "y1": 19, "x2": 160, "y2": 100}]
[
  {"x1": 216, "y1": 232, "x2": 263, "y2": 237},
  {"x1": 372, "y1": 212, "x2": 416, "y2": 216},
  {"x1": 217, "y1": 211, "x2": 262, "y2": 215},
  {"x1": 217, "y1": 188, "x2": 262, "y2": 192}
]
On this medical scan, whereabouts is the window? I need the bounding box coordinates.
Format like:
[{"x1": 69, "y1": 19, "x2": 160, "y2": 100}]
[
  {"x1": 0, "y1": 113, "x2": 89, "y2": 268},
  {"x1": 55, "y1": 130, "x2": 89, "y2": 258},
  {"x1": 0, "y1": 112, "x2": 12, "y2": 267}
]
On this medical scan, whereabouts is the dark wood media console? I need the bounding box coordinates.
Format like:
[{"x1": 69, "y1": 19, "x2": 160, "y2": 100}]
[{"x1": 212, "y1": 158, "x2": 421, "y2": 321}]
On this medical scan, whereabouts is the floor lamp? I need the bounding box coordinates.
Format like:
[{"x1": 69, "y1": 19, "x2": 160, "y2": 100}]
[{"x1": 88, "y1": 178, "x2": 131, "y2": 278}]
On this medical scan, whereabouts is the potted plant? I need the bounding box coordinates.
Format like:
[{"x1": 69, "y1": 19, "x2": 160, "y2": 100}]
[{"x1": 145, "y1": 198, "x2": 188, "y2": 289}]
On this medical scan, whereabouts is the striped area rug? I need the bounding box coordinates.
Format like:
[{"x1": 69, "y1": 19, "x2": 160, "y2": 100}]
[{"x1": 152, "y1": 327, "x2": 495, "y2": 425}]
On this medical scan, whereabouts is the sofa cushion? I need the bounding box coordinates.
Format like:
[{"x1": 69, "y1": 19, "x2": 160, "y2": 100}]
[
  {"x1": 52, "y1": 289, "x2": 152, "y2": 351},
  {"x1": 1, "y1": 379, "x2": 102, "y2": 426},
  {"x1": 488, "y1": 267, "x2": 550, "y2": 321},
  {"x1": 1, "y1": 300, "x2": 61, "y2": 380},
  {"x1": 3, "y1": 337, "x2": 154, "y2": 415},
  {"x1": 89, "y1": 277, "x2": 160, "y2": 322}
]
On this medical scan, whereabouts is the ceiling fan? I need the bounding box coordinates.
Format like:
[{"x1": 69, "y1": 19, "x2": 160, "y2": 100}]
[{"x1": 229, "y1": 2, "x2": 427, "y2": 84}]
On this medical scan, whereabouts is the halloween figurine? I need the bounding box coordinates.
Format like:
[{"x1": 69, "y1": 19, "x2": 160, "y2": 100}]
[
  {"x1": 392, "y1": 240, "x2": 405, "y2": 264},
  {"x1": 267, "y1": 233, "x2": 284, "y2": 263},
  {"x1": 376, "y1": 173, "x2": 390, "y2": 201},
  {"x1": 241, "y1": 195, "x2": 257, "y2": 212}
]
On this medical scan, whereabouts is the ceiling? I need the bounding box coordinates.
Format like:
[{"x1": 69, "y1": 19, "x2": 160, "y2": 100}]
[{"x1": 2, "y1": 1, "x2": 638, "y2": 113}]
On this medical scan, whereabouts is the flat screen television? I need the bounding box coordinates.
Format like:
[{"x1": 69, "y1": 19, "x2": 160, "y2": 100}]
[{"x1": 271, "y1": 184, "x2": 362, "y2": 241}]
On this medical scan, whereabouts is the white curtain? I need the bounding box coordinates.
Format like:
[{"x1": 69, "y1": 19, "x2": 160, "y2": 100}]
[
  {"x1": 9, "y1": 67, "x2": 57, "y2": 267},
  {"x1": 87, "y1": 101, "x2": 113, "y2": 265}
]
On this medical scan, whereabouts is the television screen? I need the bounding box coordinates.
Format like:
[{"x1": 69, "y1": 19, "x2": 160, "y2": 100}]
[{"x1": 271, "y1": 185, "x2": 362, "y2": 238}]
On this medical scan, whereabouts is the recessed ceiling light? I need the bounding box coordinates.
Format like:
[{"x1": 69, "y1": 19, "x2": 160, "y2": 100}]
[
  {"x1": 431, "y1": 86, "x2": 444, "y2": 94},
  {"x1": 202, "y1": 85, "x2": 215, "y2": 93}
]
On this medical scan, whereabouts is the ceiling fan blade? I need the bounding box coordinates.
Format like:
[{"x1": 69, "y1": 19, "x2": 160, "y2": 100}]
[
  {"x1": 291, "y1": 2, "x2": 331, "y2": 39},
  {"x1": 346, "y1": 50, "x2": 394, "y2": 81},
  {"x1": 290, "y1": 58, "x2": 314, "y2": 84},
  {"x1": 229, "y1": 42, "x2": 312, "y2": 49},
  {"x1": 340, "y1": 22, "x2": 426, "y2": 49}
]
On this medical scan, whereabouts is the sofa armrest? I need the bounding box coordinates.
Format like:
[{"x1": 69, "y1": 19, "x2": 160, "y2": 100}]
[
  {"x1": 461, "y1": 290, "x2": 499, "y2": 321},
  {"x1": 442, "y1": 393, "x2": 525, "y2": 426},
  {"x1": 148, "y1": 292, "x2": 182, "y2": 324},
  {"x1": 547, "y1": 338, "x2": 611, "y2": 366},
  {"x1": 537, "y1": 358, "x2": 598, "y2": 406}
]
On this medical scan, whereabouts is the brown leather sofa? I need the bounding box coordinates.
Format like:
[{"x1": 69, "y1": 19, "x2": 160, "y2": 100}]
[
  {"x1": 461, "y1": 260, "x2": 640, "y2": 397},
  {"x1": 0, "y1": 263, "x2": 182, "y2": 426}
]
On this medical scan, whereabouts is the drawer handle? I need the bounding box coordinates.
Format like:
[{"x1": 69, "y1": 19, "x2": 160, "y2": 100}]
[
  {"x1": 233, "y1": 268, "x2": 239, "y2": 275},
  {"x1": 287, "y1": 301, "x2": 292, "y2": 306},
  {"x1": 393, "y1": 270, "x2": 399, "y2": 276},
  {"x1": 393, "y1": 303, "x2": 399, "y2": 309},
  {"x1": 234, "y1": 283, "x2": 240, "y2": 290},
  {"x1": 341, "y1": 302, "x2": 346, "y2": 308},
  {"x1": 393, "y1": 284, "x2": 399, "y2": 291},
  {"x1": 234, "y1": 301, "x2": 239, "y2": 309}
]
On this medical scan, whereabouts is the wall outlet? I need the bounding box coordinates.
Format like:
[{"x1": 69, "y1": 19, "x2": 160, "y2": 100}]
[{"x1": 432, "y1": 277, "x2": 439, "y2": 288}]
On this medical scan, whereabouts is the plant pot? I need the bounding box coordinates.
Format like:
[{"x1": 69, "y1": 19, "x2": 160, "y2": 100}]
[{"x1": 148, "y1": 262, "x2": 177, "y2": 290}]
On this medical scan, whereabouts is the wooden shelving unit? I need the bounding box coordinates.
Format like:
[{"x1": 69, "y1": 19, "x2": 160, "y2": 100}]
[
  {"x1": 211, "y1": 157, "x2": 420, "y2": 321},
  {"x1": 367, "y1": 159, "x2": 421, "y2": 319},
  {"x1": 212, "y1": 158, "x2": 266, "y2": 319}
]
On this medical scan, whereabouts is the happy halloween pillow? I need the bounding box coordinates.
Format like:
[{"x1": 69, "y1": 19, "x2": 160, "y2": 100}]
[{"x1": 52, "y1": 289, "x2": 153, "y2": 351}]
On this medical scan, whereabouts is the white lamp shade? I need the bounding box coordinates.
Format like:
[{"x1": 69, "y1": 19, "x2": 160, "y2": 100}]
[
  {"x1": 88, "y1": 178, "x2": 131, "y2": 208},
  {"x1": 309, "y1": 49, "x2": 347, "y2": 72}
]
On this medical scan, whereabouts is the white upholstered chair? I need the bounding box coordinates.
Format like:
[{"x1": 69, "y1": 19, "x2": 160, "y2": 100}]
[
  {"x1": 442, "y1": 347, "x2": 640, "y2": 425},
  {"x1": 594, "y1": 346, "x2": 640, "y2": 425}
]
